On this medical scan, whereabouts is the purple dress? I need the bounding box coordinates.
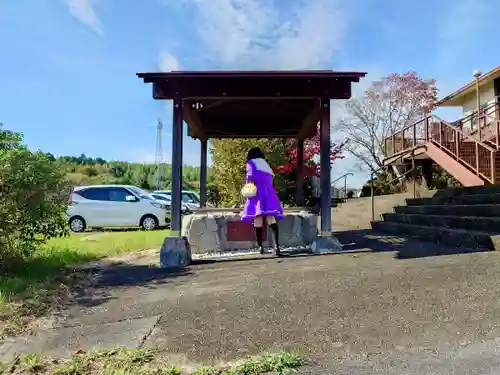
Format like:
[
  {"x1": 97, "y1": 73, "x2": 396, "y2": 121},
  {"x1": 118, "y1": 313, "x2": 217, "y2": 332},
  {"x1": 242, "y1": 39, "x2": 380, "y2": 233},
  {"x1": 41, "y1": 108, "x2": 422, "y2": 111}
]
[{"x1": 242, "y1": 158, "x2": 284, "y2": 223}]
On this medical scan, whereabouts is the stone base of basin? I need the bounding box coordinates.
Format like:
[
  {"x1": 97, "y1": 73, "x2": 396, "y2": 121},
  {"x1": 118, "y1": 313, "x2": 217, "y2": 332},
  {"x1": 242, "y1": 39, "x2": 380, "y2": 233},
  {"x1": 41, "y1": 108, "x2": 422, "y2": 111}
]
[
  {"x1": 181, "y1": 210, "x2": 318, "y2": 254},
  {"x1": 160, "y1": 236, "x2": 192, "y2": 268},
  {"x1": 310, "y1": 235, "x2": 343, "y2": 253}
]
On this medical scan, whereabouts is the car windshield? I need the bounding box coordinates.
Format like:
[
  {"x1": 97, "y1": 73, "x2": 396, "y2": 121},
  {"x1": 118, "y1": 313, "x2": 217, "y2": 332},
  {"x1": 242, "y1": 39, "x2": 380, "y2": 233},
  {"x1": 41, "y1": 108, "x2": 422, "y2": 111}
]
[
  {"x1": 154, "y1": 191, "x2": 170, "y2": 196},
  {"x1": 153, "y1": 194, "x2": 170, "y2": 201},
  {"x1": 128, "y1": 186, "x2": 154, "y2": 200},
  {"x1": 187, "y1": 192, "x2": 200, "y2": 203},
  {"x1": 129, "y1": 186, "x2": 146, "y2": 195}
]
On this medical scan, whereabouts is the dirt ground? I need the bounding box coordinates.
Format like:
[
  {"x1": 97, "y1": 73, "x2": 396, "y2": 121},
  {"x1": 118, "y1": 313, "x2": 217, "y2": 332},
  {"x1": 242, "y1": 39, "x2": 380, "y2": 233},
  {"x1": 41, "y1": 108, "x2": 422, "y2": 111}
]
[{"x1": 2, "y1": 231, "x2": 500, "y2": 374}]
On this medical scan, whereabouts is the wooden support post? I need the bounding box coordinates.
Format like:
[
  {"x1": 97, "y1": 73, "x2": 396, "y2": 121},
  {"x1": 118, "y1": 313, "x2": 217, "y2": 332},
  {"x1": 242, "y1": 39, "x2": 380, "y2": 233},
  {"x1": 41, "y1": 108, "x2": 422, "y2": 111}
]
[
  {"x1": 199, "y1": 139, "x2": 208, "y2": 208},
  {"x1": 412, "y1": 152, "x2": 416, "y2": 199},
  {"x1": 495, "y1": 79, "x2": 500, "y2": 147},
  {"x1": 296, "y1": 139, "x2": 304, "y2": 206},
  {"x1": 424, "y1": 115, "x2": 429, "y2": 140},
  {"x1": 421, "y1": 159, "x2": 433, "y2": 188},
  {"x1": 171, "y1": 98, "x2": 183, "y2": 236},
  {"x1": 475, "y1": 143, "x2": 480, "y2": 173},
  {"x1": 320, "y1": 98, "x2": 332, "y2": 237},
  {"x1": 413, "y1": 123, "x2": 416, "y2": 147}
]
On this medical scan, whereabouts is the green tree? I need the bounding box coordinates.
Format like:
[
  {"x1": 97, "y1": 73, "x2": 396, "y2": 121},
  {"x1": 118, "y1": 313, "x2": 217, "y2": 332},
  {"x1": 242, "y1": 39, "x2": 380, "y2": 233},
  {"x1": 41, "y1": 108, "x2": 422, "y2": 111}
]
[
  {"x1": 84, "y1": 166, "x2": 98, "y2": 177},
  {"x1": 54, "y1": 155, "x2": 206, "y2": 193},
  {"x1": 0, "y1": 124, "x2": 68, "y2": 268},
  {"x1": 210, "y1": 138, "x2": 277, "y2": 206}
]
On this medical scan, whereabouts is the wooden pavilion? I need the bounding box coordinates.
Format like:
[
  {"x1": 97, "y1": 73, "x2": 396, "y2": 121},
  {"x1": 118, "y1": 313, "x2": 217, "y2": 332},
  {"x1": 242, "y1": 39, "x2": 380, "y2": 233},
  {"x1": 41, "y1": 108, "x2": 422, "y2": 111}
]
[{"x1": 136, "y1": 70, "x2": 366, "y2": 239}]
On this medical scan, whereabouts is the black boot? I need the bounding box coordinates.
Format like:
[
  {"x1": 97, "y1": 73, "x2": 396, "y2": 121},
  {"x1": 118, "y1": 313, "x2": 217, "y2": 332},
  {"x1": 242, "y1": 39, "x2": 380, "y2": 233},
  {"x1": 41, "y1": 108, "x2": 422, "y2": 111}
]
[
  {"x1": 269, "y1": 223, "x2": 282, "y2": 256},
  {"x1": 254, "y1": 226, "x2": 265, "y2": 254}
]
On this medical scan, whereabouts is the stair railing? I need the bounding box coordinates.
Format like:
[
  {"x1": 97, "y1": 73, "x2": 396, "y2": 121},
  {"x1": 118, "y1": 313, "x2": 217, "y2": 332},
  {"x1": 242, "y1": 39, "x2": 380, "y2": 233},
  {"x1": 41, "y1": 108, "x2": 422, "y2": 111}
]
[
  {"x1": 426, "y1": 116, "x2": 497, "y2": 183},
  {"x1": 370, "y1": 162, "x2": 417, "y2": 221},
  {"x1": 332, "y1": 172, "x2": 354, "y2": 199},
  {"x1": 383, "y1": 117, "x2": 428, "y2": 157},
  {"x1": 452, "y1": 101, "x2": 500, "y2": 147},
  {"x1": 384, "y1": 112, "x2": 498, "y2": 184}
]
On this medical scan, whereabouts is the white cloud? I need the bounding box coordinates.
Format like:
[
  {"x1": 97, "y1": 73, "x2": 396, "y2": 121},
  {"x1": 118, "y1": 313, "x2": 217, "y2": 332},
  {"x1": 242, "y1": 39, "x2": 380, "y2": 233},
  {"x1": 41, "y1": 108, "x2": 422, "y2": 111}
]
[
  {"x1": 65, "y1": 0, "x2": 103, "y2": 35},
  {"x1": 167, "y1": 0, "x2": 346, "y2": 69},
  {"x1": 158, "y1": 0, "x2": 361, "y2": 176},
  {"x1": 158, "y1": 51, "x2": 181, "y2": 71}
]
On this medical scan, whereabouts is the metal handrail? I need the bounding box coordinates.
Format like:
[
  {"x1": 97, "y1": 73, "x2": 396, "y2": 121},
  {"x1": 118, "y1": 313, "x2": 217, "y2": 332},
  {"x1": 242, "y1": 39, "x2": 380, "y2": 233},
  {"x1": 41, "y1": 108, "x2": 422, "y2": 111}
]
[
  {"x1": 332, "y1": 172, "x2": 354, "y2": 200},
  {"x1": 332, "y1": 172, "x2": 354, "y2": 185},
  {"x1": 454, "y1": 99, "x2": 498, "y2": 125},
  {"x1": 370, "y1": 163, "x2": 417, "y2": 221}
]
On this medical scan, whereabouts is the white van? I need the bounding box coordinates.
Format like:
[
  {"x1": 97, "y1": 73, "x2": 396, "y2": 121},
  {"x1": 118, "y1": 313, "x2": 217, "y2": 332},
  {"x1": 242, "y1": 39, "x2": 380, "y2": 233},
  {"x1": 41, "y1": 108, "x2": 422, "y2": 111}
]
[{"x1": 67, "y1": 185, "x2": 169, "y2": 232}]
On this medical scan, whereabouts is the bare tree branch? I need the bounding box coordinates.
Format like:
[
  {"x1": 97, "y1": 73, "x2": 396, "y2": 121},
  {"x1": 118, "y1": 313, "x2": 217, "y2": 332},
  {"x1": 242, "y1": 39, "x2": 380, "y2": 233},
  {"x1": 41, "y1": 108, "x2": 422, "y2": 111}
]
[{"x1": 336, "y1": 71, "x2": 438, "y2": 172}]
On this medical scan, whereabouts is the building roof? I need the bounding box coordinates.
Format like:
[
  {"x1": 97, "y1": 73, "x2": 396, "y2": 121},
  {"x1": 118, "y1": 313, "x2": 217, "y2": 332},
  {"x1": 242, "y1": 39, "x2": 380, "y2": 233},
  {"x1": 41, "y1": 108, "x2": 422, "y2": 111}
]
[
  {"x1": 136, "y1": 70, "x2": 366, "y2": 139},
  {"x1": 136, "y1": 70, "x2": 366, "y2": 83},
  {"x1": 436, "y1": 66, "x2": 500, "y2": 107}
]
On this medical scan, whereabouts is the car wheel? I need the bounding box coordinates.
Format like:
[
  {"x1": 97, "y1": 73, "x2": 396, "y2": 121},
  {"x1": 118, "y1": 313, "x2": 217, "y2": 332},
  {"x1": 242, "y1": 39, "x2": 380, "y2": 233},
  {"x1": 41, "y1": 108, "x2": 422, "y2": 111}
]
[
  {"x1": 140, "y1": 215, "x2": 159, "y2": 231},
  {"x1": 69, "y1": 216, "x2": 86, "y2": 233}
]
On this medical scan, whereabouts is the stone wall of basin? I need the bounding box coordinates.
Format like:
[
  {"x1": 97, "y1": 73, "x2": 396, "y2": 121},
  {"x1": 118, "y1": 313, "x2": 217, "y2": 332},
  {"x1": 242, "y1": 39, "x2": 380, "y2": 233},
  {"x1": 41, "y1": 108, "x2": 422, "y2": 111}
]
[{"x1": 181, "y1": 211, "x2": 318, "y2": 254}]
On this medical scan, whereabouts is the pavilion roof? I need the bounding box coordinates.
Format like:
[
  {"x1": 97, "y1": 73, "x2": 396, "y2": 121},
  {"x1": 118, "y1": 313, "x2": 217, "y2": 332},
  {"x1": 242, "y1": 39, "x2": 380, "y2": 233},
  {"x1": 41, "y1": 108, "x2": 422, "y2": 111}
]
[{"x1": 136, "y1": 70, "x2": 366, "y2": 139}]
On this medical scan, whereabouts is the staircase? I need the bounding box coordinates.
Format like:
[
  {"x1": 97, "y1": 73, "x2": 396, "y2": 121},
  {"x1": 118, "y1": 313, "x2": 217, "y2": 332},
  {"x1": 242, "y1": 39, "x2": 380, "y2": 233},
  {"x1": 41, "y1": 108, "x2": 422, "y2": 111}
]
[
  {"x1": 371, "y1": 185, "x2": 500, "y2": 250},
  {"x1": 384, "y1": 102, "x2": 500, "y2": 186}
]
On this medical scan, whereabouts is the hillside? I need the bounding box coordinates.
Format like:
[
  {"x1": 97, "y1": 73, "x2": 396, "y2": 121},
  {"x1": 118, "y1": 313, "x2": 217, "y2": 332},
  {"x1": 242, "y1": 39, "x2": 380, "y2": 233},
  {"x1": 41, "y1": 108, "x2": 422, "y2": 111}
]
[{"x1": 51, "y1": 153, "x2": 211, "y2": 191}]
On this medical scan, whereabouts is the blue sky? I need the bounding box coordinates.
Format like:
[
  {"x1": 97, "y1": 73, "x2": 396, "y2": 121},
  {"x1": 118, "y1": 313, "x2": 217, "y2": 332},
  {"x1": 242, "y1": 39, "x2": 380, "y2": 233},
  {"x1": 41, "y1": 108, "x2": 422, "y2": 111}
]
[{"x1": 0, "y1": 0, "x2": 498, "y2": 186}]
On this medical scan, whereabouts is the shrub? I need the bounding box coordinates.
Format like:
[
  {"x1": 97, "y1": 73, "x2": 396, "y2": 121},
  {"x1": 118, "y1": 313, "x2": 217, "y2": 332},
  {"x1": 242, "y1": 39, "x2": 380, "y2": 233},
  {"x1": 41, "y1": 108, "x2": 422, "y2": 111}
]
[
  {"x1": 206, "y1": 181, "x2": 222, "y2": 207},
  {"x1": 0, "y1": 124, "x2": 69, "y2": 269}
]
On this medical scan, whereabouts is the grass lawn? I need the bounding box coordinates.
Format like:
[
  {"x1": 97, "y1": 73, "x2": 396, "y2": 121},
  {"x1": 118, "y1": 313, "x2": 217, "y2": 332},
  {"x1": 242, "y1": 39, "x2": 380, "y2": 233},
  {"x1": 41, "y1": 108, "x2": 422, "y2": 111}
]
[
  {"x1": 0, "y1": 229, "x2": 170, "y2": 339},
  {"x1": 0, "y1": 347, "x2": 305, "y2": 375}
]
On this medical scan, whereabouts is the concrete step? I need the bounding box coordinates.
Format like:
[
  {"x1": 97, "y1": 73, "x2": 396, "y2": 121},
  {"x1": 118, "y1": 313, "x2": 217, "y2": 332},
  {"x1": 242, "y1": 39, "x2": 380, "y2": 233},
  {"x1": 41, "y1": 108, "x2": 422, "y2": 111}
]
[
  {"x1": 395, "y1": 203, "x2": 500, "y2": 217},
  {"x1": 371, "y1": 221, "x2": 500, "y2": 250},
  {"x1": 406, "y1": 192, "x2": 500, "y2": 206},
  {"x1": 382, "y1": 213, "x2": 500, "y2": 233},
  {"x1": 405, "y1": 185, "x2": 500, "y2": 206},
  {"x1": 330, "y1": 191, "x2": 431, "y2": 229},
  {"x1": 406, "y1": 197, "x2": 436, "y2": 206},
  {"x1": 435, "y1": 183, "x2": 500, "y2": 198}
]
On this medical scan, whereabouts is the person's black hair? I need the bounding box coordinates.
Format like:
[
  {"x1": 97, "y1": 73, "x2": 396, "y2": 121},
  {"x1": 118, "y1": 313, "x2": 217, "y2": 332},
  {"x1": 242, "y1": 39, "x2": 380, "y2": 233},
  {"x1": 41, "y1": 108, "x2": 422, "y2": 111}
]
[{"x1": 247, "y1": 147, "x2": 266, "y2": 161}]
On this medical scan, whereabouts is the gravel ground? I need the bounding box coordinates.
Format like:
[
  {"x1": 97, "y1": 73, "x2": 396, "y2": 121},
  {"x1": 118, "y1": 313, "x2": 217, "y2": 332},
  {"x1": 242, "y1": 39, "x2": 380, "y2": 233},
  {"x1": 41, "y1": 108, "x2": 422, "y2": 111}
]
[
  {"x1": 5, "y1": 231, "x2": 500, "y2": 373},
  {"x1": 55, "y1": 244, "x2": 500, "y2": 367}
]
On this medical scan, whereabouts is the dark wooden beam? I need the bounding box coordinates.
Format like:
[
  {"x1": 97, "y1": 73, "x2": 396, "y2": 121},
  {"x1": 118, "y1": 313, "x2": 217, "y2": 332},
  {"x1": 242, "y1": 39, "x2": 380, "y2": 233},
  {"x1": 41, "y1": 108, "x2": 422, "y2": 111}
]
[
  {"x1": 201, "y1": 131, "x2": 300, "y2": 138},
  {"x1": 199, "y1": 139, "x2": 208, "y2": 208},
  {"x1": 196, "y1": 100, "x2": 231, "y2": 112},
  {"x1": 171, "y1": 98, "x2": 184, "y2": 235},
  {"x1": 153, "y1": 78, "x2": 352, "y2": 100},
  {"x1": 203, "y1": 120, "x2": 304, "y2": 130},
  {"x1": 296, "y1": 100, "x2": 321, "y2": 141},
  {"x1": 319, "y1": 98, "x2": 332, "y2": 237},
  {"x1": 196, "y1": 123, "x2": 314, "y2": 138},
  {"x1": 183, "y1": 103, "x2": 208, "y2": 140},
  {"x1": 139, "y1": 71, "x2": 365, "y2": 82},
  {"x1": 296, "y1": 140, "x2": 304, "y2": 205}
]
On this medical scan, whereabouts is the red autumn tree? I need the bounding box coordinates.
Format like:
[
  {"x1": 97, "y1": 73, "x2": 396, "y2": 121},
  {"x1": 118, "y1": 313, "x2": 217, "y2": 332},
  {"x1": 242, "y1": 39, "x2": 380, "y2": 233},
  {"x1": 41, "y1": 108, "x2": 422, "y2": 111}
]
[
  {"x1": 267, "y1": 124, "x2": 347, "y2": 205},
  {"x1": 274, "y1": 124, "x2": 346, "y2": 176}
]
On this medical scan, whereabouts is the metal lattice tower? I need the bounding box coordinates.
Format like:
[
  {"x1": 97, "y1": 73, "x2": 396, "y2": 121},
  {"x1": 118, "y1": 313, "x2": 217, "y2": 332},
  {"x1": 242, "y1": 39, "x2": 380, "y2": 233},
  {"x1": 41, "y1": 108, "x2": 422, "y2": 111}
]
[{"x1": 155, "y1": 119, "x2": 163, "y2": 165}]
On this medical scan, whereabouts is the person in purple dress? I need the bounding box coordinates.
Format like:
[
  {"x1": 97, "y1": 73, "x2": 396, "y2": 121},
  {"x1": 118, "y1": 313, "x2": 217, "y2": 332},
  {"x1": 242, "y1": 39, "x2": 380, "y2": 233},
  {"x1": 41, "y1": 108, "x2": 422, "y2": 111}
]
[{"x1": 242, "y1": 147, "x2": 284, "y2": 256}]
